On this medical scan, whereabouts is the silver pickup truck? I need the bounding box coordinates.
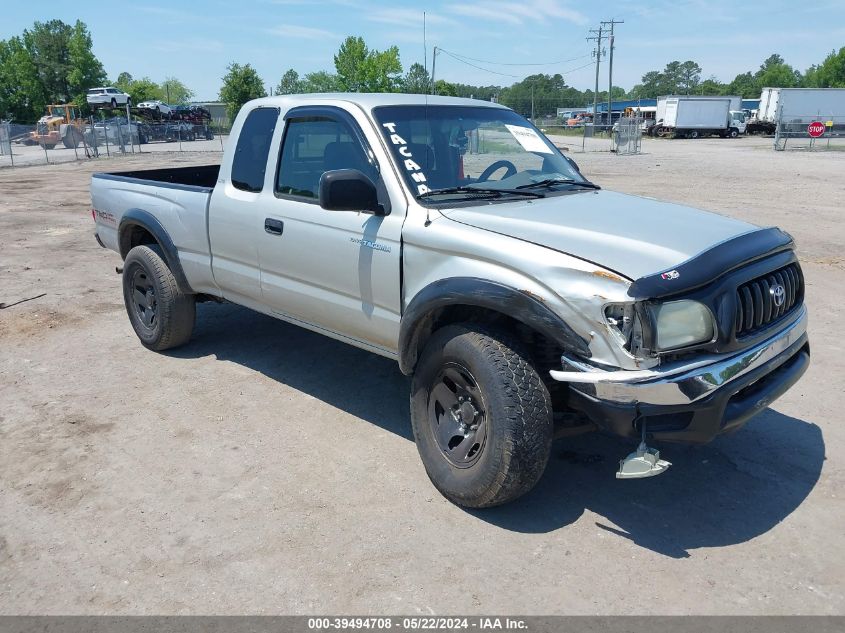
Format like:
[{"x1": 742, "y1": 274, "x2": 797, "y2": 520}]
[{"x1": 91, "y1": 94, "x2": 809, "y2": 507}]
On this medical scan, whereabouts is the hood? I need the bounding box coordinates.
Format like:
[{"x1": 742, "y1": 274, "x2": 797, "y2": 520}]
[{"x1": 440, "y1": 190, "x2": 757, "y2": 280}]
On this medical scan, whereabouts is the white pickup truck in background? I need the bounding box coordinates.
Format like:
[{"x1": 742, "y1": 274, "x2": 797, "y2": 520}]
[{"x1": 91, "y1": 93, "x2": 809, "y2": 507}]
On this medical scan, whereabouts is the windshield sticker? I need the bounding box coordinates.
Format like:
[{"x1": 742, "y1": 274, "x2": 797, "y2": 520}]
[
  {"x1": 504, "y1": 125, "x2": 552, "y2": 154},
  {"x1": 382, "y1": 122, "x2": 430, "y2": 195}
]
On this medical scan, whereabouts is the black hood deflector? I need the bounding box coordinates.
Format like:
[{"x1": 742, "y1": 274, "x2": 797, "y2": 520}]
[{"x1": 627, "y1": 227, "x2": 794, "y2": 299}]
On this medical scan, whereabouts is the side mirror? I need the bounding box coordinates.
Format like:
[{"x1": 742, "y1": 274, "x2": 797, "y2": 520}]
[{"x1": 319, "y1": 169, "x2": 383, "y2": 214}]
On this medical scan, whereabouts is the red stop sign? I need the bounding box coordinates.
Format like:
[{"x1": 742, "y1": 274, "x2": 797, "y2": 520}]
[{"x1": 808, "y1": 121, "x2": 826, "y2": 137}]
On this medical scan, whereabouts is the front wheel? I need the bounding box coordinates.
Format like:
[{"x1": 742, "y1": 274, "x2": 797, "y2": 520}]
[
  {"x1": 410, "y1": 324, "x2": 553, "y2": 508},
  {"x1": 122, "y1": 244, "x2": 195, "y2": 351}
]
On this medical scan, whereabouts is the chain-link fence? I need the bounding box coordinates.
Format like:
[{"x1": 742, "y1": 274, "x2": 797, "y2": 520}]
[
  {"x1": 540, "y1": 118, "x2": 644, "y2": 155},
  {"x1": 611, "y1": 117, "x2": 642, "y2": 155},
  {"x1": 0, "y1": 105, "x2": 230, "y2": 169},
  {"x1": 774, "y1": 115, "x2": 845, "y2": 151}
]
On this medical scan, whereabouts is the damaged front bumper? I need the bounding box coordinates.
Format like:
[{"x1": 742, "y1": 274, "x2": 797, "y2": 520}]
[{"x1": 550, "y1": 307, "x2": 809, "y2": 443}]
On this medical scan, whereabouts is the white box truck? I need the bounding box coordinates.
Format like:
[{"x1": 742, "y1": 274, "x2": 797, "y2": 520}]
[
  {"x1": 748, "y1": 88, "x2": 845, "y2": 134},
  {"x1": 652, "y1": 95, "x2": 746, "y2": 138}
]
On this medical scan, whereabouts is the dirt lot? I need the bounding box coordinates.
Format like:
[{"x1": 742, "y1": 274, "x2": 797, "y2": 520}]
[{"x1": 1, "y1": 138, "x2": 843, "y2": 615}]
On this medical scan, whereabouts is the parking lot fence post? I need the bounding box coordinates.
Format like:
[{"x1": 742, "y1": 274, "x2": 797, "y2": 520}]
[
  {"x1": 101, "y1": 111, "x2": 110, "y2": 157},
  {"x1": 126, "y1": 103, "x2": 134, "y2": 154}
]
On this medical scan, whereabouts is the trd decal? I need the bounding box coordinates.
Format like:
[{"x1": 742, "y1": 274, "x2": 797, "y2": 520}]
[{"x1": 661, "y1": 270, "x2": 680, "y2": 280}]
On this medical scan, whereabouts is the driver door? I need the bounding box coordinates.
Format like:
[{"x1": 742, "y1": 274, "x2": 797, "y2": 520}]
[{"x1": 257, "y1": 107, "x2": 404, "y2": 355}]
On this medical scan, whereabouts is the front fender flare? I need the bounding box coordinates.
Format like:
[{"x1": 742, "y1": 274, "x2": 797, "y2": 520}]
[
  {"x1": 398, "y1": 277, "x2": 589, "y2": 375},
  {"x1": 118, "y1": 208, "x2": 194, "y2": 294}
]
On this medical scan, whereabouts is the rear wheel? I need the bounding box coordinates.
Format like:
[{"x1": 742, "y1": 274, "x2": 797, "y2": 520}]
[
  {"x1": 410, "y1": 324, "x2": 553, "y2": 508},
  {"x1": 687, "y1": 130, "x2": 699, "y2": 139},
  {"x1": 122, "y1": 244, "x2": 195, "y2": 351}
]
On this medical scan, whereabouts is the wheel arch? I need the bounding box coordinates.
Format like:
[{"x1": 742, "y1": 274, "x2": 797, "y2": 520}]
[
  {"x1": 398, "y1": 277, "x2": 590, "y2": 375},
  {"x1": 118, "y1": 209, "x2": 194, "y2": 294}
]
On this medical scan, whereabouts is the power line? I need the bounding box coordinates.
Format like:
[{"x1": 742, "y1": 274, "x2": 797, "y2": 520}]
[
  {"x1": 436, "y1": 49, "x2": 521, "y2": 78},
  {"x1": 440, "y1": 50, "x2": 593, "y2": 67},
  {"x1": 436, "y1": 49, "x2": 599, "y2": 82}
]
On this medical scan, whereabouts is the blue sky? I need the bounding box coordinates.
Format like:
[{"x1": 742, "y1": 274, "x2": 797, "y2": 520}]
[{"x1": 2, "y1": 0, "x2": 844, "y2": 100}]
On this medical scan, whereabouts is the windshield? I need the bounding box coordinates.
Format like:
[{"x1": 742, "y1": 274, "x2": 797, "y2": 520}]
[{"x1": 372, "y1": 105, "x2": 586, "y2": 202}]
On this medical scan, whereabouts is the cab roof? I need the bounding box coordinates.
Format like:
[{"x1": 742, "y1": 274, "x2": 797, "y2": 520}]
[{"x1": 247, "y1": 93, "x2": 510, "y2": 111}]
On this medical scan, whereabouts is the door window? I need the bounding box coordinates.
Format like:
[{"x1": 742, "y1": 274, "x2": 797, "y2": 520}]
[
  {"x1": 276, "y1": 116, "x2": 378, "y2": 201},
  {"x1": 231, "y1": 107, "x2": 280, "y2": 192}
]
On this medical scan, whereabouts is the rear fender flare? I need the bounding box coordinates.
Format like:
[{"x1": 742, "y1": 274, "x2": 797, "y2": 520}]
[
  {"x1": 118, "y1": 208, "x2": 193, "y2": 294},
  {"x1": 398, "y1": 277, "x2": 589, "y2": 375}
]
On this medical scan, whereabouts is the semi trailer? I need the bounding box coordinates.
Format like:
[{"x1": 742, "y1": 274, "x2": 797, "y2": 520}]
[{"x1": 747, "y1": 88, "x2": 845, "y2": 135}]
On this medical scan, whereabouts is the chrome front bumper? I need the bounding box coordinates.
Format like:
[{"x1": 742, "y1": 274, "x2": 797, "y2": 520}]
[{"x1": 550, "y1": 307, "x2": 808, "y2": 407}]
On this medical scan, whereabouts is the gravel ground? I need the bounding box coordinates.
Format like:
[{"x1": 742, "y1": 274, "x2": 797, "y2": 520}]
[{"x1": 0, "y1": 139, "x2": 843, "y2": 615}]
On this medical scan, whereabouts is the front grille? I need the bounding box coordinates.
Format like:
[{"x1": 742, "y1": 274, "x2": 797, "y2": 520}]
[{"x1": 735, "y1": 263, "x2": 803, "y2": 336}]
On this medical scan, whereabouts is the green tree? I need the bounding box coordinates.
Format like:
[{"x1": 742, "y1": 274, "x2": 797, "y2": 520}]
[
  {"x1": 402, "y1": 63, "x2": 430, "y2": 94},
  {"x1": 126, "y1": 77, "x2": 163, "y2": 104},
  {"x1": 301, "y1": 71, "x2": 341, "y2": 92},
  {"x1": 334, "y1": 36, "x2": 369, "y2": 91},
  {"x1": 0, "y1": 35, "x2": 46, "y2": 121},
  {"x1": 333, "y1": 36, "x2": 402, "y2": 92},
  {"x1": 697, "y1": 76, "x2": 726, "y2": 95},
  {"x1": 756, "y1": 54, "x2": 801, "y2": 88},
  {"x1": 23, "y1": 20, "x2": 74, "y2": 101},
  {"x1": 804, "y1": 47, "x2": 845, "y2": 87},
  {"x1": 160, "y1": 76, "x2": 194, "y2": 104},
  {"x1": 677, "y1": 61, "x2": 702, "y2": 93},
  {"x1": 433, "y1": 79, "x2": 457, "y2": 96},
  {"x1": 219, "y1": 62, "x2": 267, "y2": 122},
  {"x1": 66, "y1": 20, "x2": 106, "y2": 111},
  {"x1": 727, "y1": 71, "x2": 759, "y2": 97},
  {"x1": 115, "y1": 72, "x2": 133, "y2": 91},
  {"x1": 275, "y1": 69, "x2": 302, "y2": 95}
]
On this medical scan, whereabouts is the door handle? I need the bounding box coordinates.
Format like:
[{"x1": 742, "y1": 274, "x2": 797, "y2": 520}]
[{"x1": 264, "y1": 218, "x2": 284, "y2": 235}]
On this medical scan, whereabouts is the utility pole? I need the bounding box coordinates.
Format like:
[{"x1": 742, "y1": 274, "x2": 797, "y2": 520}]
[
  {"x1": 587, "y1": 26, "x2": 605, "y2": 127},
  {"x1": 531, "y1": 85, "x2": 535, "y2": 120},
  {"x1": 602, "y1": 19, "x2": 624, "y2": 128}
]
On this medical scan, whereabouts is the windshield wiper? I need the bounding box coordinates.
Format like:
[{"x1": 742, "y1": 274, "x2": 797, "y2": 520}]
[
  {"x1": 516, "y1": 178, "x2": 601, "y2": 191},
  {"x1": 417, "y1": 186, "x2": 545, "y2": 200}
]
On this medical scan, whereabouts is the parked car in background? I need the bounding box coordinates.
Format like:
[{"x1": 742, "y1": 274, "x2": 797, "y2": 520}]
[
  {"x1": 86, "y1": 87, "x2": 131, "y2": 109},
  {"x1": 84, "y1": 117, "x2": 141, "y2": 146},
  {"x1": 137, "y1": 100, "x2": 173, "y2": 117},
  {"x1": 171, "y1": 104, "x2": 211, "y2": 120}
]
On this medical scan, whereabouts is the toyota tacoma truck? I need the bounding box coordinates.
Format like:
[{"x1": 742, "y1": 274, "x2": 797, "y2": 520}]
[{"x1": 91, "y1": 94, "x2": 809, "y2": 507}]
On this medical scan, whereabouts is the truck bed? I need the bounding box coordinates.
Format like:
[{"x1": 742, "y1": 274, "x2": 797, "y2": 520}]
[
  {"x1": 94, "y1": 164, "x2": 220, "y2": 190},
  {"x1": 91, "y1": 164, "x2": 220, "y2": 296}
]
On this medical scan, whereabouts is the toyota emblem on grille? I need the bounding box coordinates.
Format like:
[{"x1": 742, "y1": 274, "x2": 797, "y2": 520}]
[{"x1": 771, "y1": 284, "x2": 786, "y2": 307}]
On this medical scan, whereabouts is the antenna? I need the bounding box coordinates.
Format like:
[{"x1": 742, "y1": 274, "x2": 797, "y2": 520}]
[{"x1": 423, "y1": 12, "x2": 427, "y2": 76}]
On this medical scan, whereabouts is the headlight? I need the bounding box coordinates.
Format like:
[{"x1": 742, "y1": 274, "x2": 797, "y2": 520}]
[{"x1": 650, "y1": 300, "x2": 714, "y2": 351}]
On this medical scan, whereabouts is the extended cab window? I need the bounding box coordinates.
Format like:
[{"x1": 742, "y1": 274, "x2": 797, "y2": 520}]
[
  {"x1": 276, "y1": 116, "x2": 377, "y2": 200},
  {"x1": 231, "y1": 107, "x2": 280, "y2": 192}
]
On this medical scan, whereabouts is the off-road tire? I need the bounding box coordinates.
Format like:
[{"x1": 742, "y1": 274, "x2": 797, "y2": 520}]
[
  {"x1": 122, "y1": 244, "x2": 195, "y2": 351},
  {"x1": 410, "y1": 323, "x2": 553, "y2": 508}
]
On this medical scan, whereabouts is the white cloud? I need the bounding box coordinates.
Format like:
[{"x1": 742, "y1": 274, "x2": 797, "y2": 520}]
[
  {"x1": 366, "y1": 8, "x2": 457, "y2": 27},
  {"x1": 265, "y1": 24, "x2": 339, "y2": 40},
  {"x1": 448, "y1": 0, "x2": 588, "y2": 26}
]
